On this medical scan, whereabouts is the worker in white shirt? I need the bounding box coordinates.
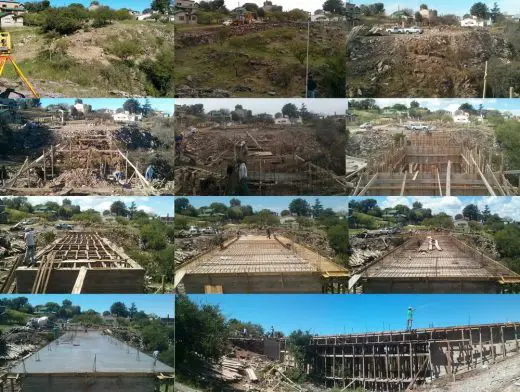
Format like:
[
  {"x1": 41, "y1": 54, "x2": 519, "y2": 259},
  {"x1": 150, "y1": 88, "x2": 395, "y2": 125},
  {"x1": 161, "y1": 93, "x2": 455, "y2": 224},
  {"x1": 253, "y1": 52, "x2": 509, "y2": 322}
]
[
  {"x1": 24, "y1": 228, "x2": 36, "y2": 266},
  {"x1": 238, "y1": 161, "x2": 248, "y2": 195}
]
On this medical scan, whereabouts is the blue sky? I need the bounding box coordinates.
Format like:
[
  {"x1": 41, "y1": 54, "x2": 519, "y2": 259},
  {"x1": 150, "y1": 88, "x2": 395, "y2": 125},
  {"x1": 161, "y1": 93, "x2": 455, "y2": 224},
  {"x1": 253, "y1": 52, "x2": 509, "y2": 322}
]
[
  {"x1": 189, "y1": 294, "x2": 520, "y2": 335},
  {"x1": 355, "y1": 1, "x2": 518, "y2": 16},
  {"x1": 50, "y1": 0, "x2": 152, "y2": 11},
  {"x1": 2, "y1": 294, "x2": 174, "y2": 317},
  {"x1": 6, "y1": 196, "x2": 174, "y2": 216},
  {"x1": 350, "y1": 98, "x2": 520, "y2": 115},
  {"x1": 40, "y1": 98, "x2": 174, "y2": 115},
  {"x1": 351, "y1": 196, "x2": 520, "y2": 221},
  {"x1": 180, "y1": 196, "x2": 348, "y2": 213}
]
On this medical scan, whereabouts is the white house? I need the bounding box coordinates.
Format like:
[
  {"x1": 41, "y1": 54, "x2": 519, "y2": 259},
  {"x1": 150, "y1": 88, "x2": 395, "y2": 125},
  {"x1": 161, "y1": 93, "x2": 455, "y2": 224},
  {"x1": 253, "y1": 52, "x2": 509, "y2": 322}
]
[
  {"x1": 460, "y1": 16, "x2": 490, "y2": 27},
  {"x1": 454, "y1": 219, "x2": 470, "y2": 232},
  {"x1": 113, "y1": 111, "x2": 143, "y2": 123},
  {"x1": 274, "y1": 117, "x2": 292, "y2": 125},
  {"x1": 74, "y1": 102, "x2": 85, "y2": 113},
  {"x1": 137, "y1": 12, "x2": 154, "y2": 21},
  {"x1": 311, "y1": 14, "x2": 329, "y2": 22},
  {"x1": 453, "y1": 110, "x2": 471, "y2": 124},
  {"x1": 0, "y1": 13, "x2": 23, "y2": 27}
]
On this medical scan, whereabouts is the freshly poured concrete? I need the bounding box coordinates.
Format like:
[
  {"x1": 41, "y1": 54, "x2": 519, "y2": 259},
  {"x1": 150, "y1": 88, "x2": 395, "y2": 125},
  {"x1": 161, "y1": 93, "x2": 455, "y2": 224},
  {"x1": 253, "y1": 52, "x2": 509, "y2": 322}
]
[{"x1": 10, "y1": 331, "x2": 173, "y2": 374}]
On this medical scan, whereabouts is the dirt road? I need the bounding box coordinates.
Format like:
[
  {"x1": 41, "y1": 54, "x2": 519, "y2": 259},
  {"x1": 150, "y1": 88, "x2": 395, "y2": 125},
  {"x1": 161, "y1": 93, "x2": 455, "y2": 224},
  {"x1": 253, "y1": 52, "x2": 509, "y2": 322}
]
[{"x1": 423, "y1": 353, "x2": 520, "y2": 392}]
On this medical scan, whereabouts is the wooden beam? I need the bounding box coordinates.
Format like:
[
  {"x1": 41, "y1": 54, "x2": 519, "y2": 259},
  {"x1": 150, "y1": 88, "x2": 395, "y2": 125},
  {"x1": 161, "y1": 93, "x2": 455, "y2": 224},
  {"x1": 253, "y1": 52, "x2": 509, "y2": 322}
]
[
  {"x1": 357, "y1": 173, "x2": 378, "y2": 196},
  {"x1": 470, "y1": 154, "x2": 496, "y2": 196},
  {"x1": 436, "y1": 168, "x2": 443, "y2": 197},
  {"x1": 486, "y1": 164, "x2": 506, "y2": 196},
  {"x1": 446, "y1": 160, "x2": 451, "y2": 196},
  {"x1": 71, "y1": 267, "x2": 88, "y2": 294},
  {"x1": 400, "y1": 172, "x2": 407, "y2": 196}
]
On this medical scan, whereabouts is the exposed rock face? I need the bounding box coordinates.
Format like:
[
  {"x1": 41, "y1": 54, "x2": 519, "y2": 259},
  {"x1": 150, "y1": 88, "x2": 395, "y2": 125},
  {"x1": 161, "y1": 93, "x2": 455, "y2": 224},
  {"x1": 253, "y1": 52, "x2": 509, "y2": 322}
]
[{"x1": 347, "y1": 26, "x2": 516, "y2": 97}]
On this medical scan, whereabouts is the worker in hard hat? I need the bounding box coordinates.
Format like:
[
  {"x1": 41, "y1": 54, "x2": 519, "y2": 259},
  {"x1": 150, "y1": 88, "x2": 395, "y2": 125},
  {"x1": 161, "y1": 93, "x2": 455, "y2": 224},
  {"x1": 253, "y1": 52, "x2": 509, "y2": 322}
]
[
  {"x1": 406, "y1": 307, "x2": 416, "y2": 331},
  {"x1": 24, "y1": 227, "x2": 36, "y2": 266}
]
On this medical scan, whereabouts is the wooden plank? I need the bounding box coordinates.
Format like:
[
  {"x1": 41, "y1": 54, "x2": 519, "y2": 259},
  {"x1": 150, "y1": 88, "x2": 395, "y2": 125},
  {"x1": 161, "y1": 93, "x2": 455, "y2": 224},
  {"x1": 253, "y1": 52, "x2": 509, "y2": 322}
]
[
  {"x1": 357, "y1": 173, "x2": 378, "y2": 196},
  {"x1": 400, "y1": 172, "x2": 407, "y2": 196},
  {"x1": 486, "y1": 164, "x2": 506, "y2": 196},
  {"x1": 71, "y1": 267, "x2": 88, "y2": 294},
  {"x1": 436, "y1": 169, "x2": 443, "y2": 197},
  {"x1": 446, "y1": 160, "x2": 451, "y2": 196},
  {"x1": 470, "y1": 154, "x2": 496, "y2": 196}
]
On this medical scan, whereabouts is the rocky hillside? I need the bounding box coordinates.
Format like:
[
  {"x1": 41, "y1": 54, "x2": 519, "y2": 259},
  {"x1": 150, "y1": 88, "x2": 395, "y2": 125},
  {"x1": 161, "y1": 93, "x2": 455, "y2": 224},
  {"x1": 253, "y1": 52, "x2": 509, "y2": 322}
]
[
  {"x1": 1, "y1": 22, "x2": 174, "y2": 98},
  {"x1": 346, "y1": 25, "x2": 516, "y2": 97}
]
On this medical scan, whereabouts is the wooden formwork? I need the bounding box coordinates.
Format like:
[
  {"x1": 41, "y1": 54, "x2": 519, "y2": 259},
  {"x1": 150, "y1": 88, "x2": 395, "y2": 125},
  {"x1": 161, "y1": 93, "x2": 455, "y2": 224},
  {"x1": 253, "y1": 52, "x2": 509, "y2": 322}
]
[
  {"x1": 309, "y1": 322, "x2": 520, "y2": 391},
  {"x1": 15, "y1": 232, "x2": 145, "y2": 294},
  {"x1": 352, "y1": 131, "x2": 516, "y2": 196}
]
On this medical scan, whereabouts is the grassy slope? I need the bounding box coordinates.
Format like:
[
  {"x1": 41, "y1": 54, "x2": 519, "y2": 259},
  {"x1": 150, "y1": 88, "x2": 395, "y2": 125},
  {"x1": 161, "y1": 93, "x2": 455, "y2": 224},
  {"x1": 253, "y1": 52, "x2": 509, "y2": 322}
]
[
  {"x1": 2, "y1": 21, "x2": 174, "y2": 97},
  {"x1": 175, "y1": 24, "x2": 343, "y2": 97}
]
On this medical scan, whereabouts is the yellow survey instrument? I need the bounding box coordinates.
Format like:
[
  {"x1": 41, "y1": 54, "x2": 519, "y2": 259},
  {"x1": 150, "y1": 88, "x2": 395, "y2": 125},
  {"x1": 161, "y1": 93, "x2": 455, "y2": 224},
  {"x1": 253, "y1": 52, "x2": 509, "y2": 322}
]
[{"x1": 0, "y1": 32, "x2": 40, "y2": 98}]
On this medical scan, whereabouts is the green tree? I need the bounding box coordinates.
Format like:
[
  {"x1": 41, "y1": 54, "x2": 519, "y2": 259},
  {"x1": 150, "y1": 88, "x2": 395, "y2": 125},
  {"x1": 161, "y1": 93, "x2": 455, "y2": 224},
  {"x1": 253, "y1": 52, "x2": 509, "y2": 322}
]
[
  {"x1": 489, "y1": 2, "x2": 501, "y2": 22},
  {"x1": 327, "y1": 223, "x2": 349, "y2": 255},
  {"x1": 282, "y1": 103, "x2": 299, "y2": 119},
  {"x1": 151, "y1": 0, "x2": 170, "y2": 13},
  {"x1": 322, "y1": 0, "x2": 345, "y2": 14},
  {"x1": 174, "y1": 197, "x2": 190, "y2": 214},
  {"x1": 123, "y1": 99, "x2": 142, "y2": 114},
  {"x1": 129, "y1": 303, "x2": 138, "y2": 318},
  {"x1": 289, "y1": 198, "x2": 311, "y2": 217},
  {"x1": 110, "y1": 201, "x2": 128, "y2": 217},
  {"x1": 462, "y1": 204, "x2": 481, "y2": 221},
  {"x1": 470, "y1": 2, "x2": 489, "y2": 19},
  {"x1": 176, "y1": 295, "x2": 228, "y2": 365},
  {"x1": 229, "y1": 198, "x2": 241, "y2": 207},
  {"x1": 110, "y1": 302, "x2": 129, "y2": 318},
  {"x1": 312, "y1": 199, "x2": 324, "y2": 218}
]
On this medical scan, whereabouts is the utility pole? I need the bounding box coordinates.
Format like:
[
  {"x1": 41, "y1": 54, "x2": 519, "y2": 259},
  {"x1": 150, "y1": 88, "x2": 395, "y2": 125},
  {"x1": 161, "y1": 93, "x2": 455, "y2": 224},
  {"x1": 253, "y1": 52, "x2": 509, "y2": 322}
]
[
  {"x1": 305, "y1": 13, "x2": 311, "y2": 98},
  {"x1": 482, "y1": 61, "x2": 488, "y2": 98}
]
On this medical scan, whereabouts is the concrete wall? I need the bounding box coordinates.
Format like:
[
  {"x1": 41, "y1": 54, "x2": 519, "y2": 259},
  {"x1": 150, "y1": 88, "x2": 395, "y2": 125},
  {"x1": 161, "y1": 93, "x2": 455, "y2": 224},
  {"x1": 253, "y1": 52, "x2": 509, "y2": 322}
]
[
  {"x1": 16, "y1": 269, "x2": 145, "y2": 293},
  {"x1": 363, "y1": 279, "x2": 499, "y2": 294},
  {"x1": 182, "y1": 273, "x2": 323, "y2": 293},
  {"x1": 21, "y1": 375, "x2": 156, "y2": 392}
]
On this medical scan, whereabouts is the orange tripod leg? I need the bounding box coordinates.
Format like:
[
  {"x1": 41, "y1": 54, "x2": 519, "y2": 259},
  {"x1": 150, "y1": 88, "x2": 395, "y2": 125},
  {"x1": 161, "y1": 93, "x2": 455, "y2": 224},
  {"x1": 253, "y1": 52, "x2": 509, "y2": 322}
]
[
  {"x1": 0, "y1": 56, "x2": 7, "y2": 77},
  {"x1": 8, "y1": 56, "x2": 40, "y2": 98}
]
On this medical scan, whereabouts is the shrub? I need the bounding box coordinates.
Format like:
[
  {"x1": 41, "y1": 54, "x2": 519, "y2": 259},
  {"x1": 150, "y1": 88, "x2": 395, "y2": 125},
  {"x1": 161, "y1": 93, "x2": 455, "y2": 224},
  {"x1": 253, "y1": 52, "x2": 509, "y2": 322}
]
[{"x1": 139, "y1": 47, "x2": 174, "y2": 96}]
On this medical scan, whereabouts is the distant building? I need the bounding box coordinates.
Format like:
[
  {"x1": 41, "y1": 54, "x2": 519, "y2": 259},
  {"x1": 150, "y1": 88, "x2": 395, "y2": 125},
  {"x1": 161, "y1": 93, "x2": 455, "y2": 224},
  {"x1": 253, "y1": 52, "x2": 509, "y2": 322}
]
[
  {"x1": 461, "y1": 16, "x2": 490, "y2": 27},
  {"x1": 0, "y1": 12, "x2": 22, "y2": 27},
  {"x1": 453, "y1": 110, "x2": 471, "y2": 124},
  {"x1": 174, "y1": 0, "x2": 198, "y2": 24},
  {"x1": 454, "y1": 218, "x2": 470, "y2": 232},
  {"x1": 88, "y1": 2, "x2": 100, "y2": 12},
  {"x1": 113, "y1": 111, "x2": 142, "y2": 123},
  {"x1": 0, "y1": 1, "x2": 25, "y2": 15}
]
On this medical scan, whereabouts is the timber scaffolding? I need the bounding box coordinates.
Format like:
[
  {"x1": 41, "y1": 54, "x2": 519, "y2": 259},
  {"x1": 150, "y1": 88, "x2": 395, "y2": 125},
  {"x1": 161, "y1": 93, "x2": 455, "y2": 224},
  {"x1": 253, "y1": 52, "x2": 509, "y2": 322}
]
[
  {"x1": 308, "y1": 322, "x2": 520, "y2": 391},
  {"x1": 175, "y1": 127, "x2": 347, "y2": 195},
  {"x1": 1, "y1": 129, "x2": 159, "y2": 196},
  {"x1": 352, "y1": 233, "x2": 520, "y2": 293},
  {"x1": 4, "y1": 232, "x2": 145, "y2": 294},
  {"x1": 351, "y1": 132, "x2": 517, "y2": 196},
  {"x1": 175, "y1": 234, "x2": 348, "y2": 293}
]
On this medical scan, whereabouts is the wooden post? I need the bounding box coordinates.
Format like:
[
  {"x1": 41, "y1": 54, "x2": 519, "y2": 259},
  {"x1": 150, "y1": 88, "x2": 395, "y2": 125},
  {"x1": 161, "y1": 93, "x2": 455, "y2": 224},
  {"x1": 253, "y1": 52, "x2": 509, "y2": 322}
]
[
  {"x1": 483, "y1": 61, "x2": 488, "y2": 98},
  {"x1": 491, "y1": 327, "x2": 495, "y2": 363},
  {"x1": 42, "y1": 149, "x2": 46, "y2": 184},
  {"x1": 501, "y1": 326, "x2": 506, "y2": 358},
  {"x1": 51, "y1": 145, "x2": 54, "y2": 179}
]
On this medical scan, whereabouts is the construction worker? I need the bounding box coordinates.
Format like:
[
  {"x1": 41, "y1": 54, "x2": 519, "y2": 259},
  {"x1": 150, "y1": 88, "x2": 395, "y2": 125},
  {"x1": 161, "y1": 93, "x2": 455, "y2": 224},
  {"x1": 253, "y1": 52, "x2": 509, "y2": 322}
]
[
  {"x1": 266, "y1": 228, "x2": 271, "y2": 239},
  {"x1": 238, "y1": 161, "x2": 248, "y2": 196},
  {"x1": 24, "y1": 228, "x2": 36, "y2": 266},
  {"x1": 153, "y1": 350, "x2": 159, "y2": 359},
  {"x1": 225, "y1": 164, "x2": 238, "y2": 196},
  {"x1": 238, "y1": 141, "x2": 248, "y2": 163},
  {"x1": 0, "y1": 165, "x2": 8, "y2": 186},
  {"x1": 307, "y1": 74, "x2": 317, "y2": 98},
  {"x1": 145, "y1": 165, "x2": 154, "y2": 182},
  {"x1": 406, "y1": 307, "x2": 416, "y2": 331}
]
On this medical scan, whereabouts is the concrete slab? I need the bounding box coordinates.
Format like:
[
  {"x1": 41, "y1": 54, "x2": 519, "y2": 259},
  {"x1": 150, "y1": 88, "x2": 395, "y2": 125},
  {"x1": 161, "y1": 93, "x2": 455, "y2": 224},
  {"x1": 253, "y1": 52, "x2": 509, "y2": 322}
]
[{"x1": 9, "y1": 331, "x2": 173, "y2": 374}]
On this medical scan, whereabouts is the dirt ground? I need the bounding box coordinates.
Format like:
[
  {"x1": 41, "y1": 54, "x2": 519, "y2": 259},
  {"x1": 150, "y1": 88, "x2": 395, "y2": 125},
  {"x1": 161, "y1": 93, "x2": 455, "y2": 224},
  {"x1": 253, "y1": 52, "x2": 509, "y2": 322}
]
[
  {"x1": 421, "y1": 353, "x2": 520, "y2": 392},
  {"x1": 347, "y1": 25, "x2": 516, "y2": 97}
]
